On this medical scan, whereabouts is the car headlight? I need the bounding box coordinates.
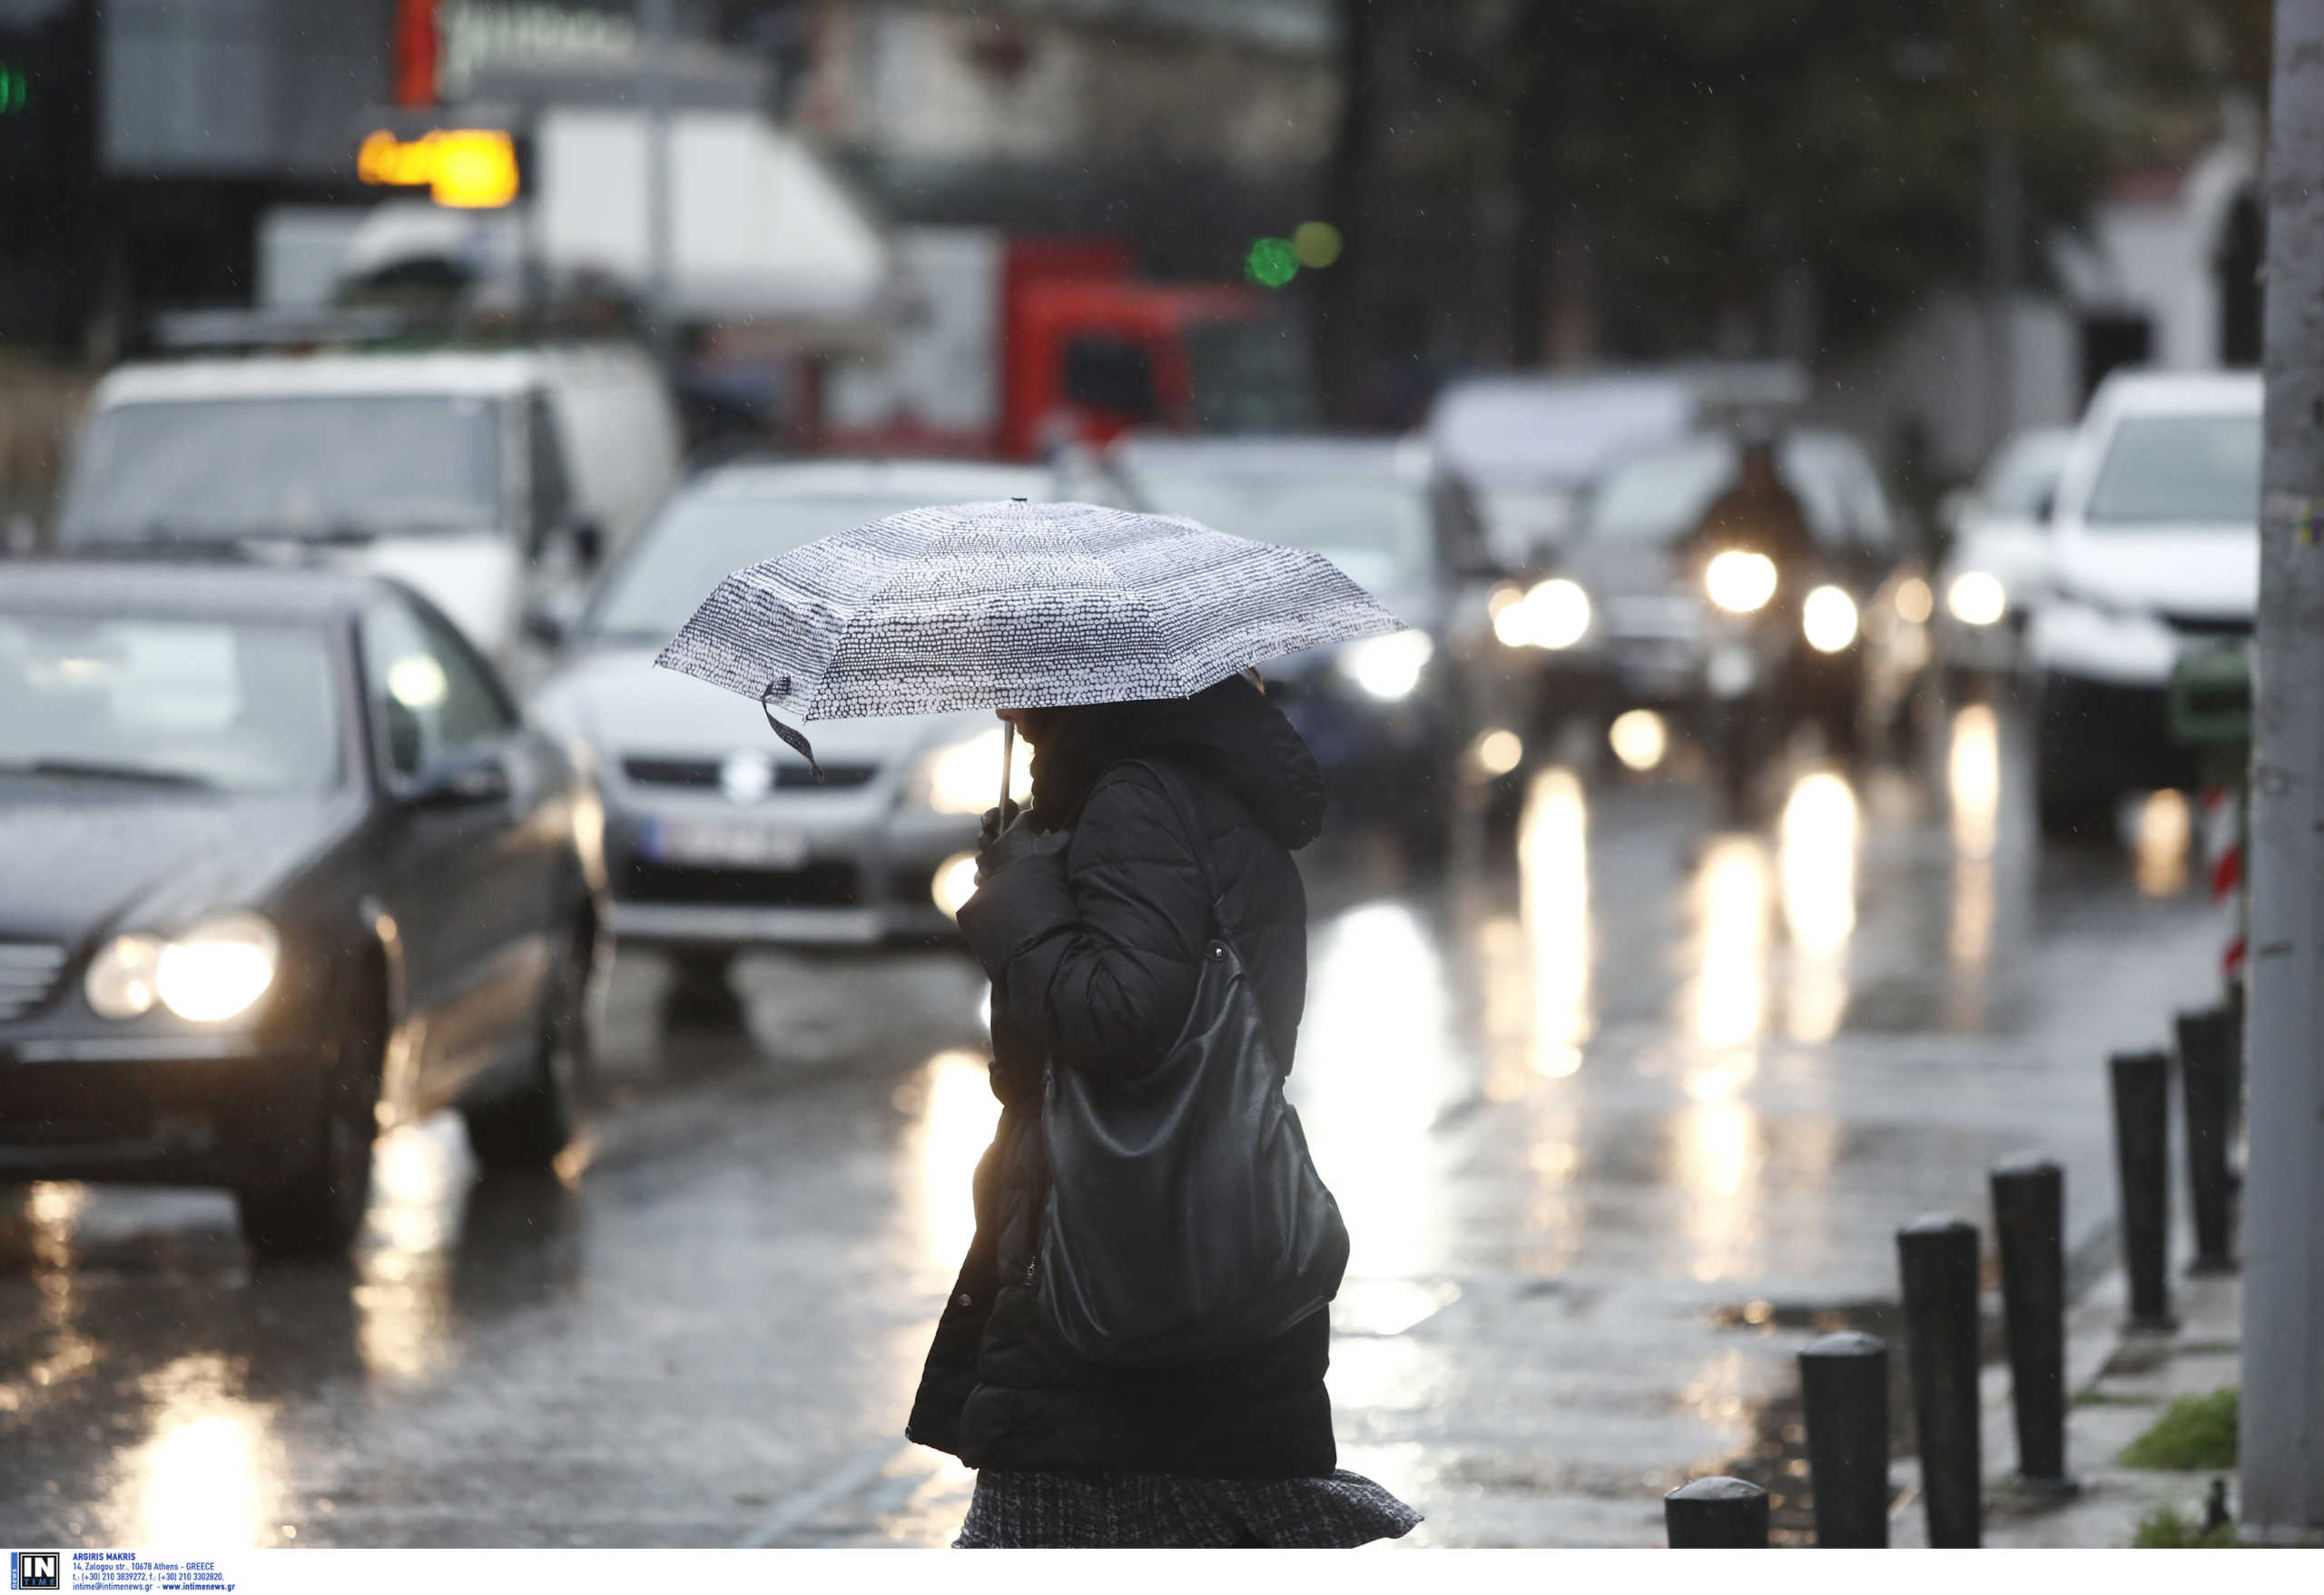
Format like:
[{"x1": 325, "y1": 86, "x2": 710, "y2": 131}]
[
  {"x1": 1802, "y1": 586, "x2": 1859, "y2": 653},
  {"x1": 1512, "y1": 578, "x2": 1591, "y2": 650},
  {"x1": 84, "y1": 934, "x2": 165, "y2": 1019},
  {"x1": 909, "y1": 726, "x2": 1031, "y2": 815},
  {"x1": 88, "y1": 914, "x2": 280, "y2": 1023},
  {"x1": 1338, "y1": 631, "x2": 1434, "y2": 700},
  {"x1": 1948, "y1": 570, "x2": 2007, "y2": 626},
  {"x1": 1705, "y1": 550, "x2": 1777, "y2": 614}
]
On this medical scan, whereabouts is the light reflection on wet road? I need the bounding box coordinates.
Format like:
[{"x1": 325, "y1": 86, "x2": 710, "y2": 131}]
[{"x1": 0, "y1": 705, "x2": 2224, "y2": 1546}]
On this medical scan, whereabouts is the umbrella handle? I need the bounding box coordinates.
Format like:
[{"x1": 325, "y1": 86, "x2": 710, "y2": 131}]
[{"x1": 1000, "y1": 720, "x2": 1019, "y2": 827}]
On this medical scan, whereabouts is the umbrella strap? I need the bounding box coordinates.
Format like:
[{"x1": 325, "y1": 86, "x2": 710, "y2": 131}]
[{"x1": 759, "y1": 680, "x2": 823, "y2": 781}]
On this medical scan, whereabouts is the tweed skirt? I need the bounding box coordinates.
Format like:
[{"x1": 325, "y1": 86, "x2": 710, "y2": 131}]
[{"x1": 952, "y1": 1467, "x2": 1421, "y2": 1549}]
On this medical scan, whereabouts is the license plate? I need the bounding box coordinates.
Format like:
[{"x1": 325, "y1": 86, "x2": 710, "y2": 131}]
[{"x1": 643, "y1": 816, "x2": 809, "y2": 869}]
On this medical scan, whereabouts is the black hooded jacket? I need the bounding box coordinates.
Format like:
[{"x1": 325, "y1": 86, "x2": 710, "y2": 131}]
[{"x1": 907, "y1": 676, "x2": 1335, "y2": 1477}]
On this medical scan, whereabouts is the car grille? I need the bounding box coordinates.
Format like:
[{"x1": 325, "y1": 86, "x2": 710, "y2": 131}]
[
  {"x1": 0, "y1": 941, "x2": 68, "y2": 1021},
  {"x1": 2161, "y1": 611, "x2": 2252, "y2": 640},
  {"x1": 620, "y1": 860, "x2": 860, "y2": 908},
  {"x1": 621, "y1": 756, "x2": 878, "y2": 791}
]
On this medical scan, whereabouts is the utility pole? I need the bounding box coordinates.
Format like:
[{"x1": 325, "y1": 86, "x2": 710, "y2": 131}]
[
  {"x1": 1981, "y1": 0, "x2": 2022, "y2": 454},
  {"x1": 2242, "y1": 0, "x2": 2324, "y2": 1544},
  {"x1": 640, "y1": 0, "x2": 676, "y2": 369}
]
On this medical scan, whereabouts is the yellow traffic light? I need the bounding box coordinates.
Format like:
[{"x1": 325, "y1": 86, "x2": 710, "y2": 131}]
[{"x1": 358, "y1": 128, "x2": 520, "y2": 210}]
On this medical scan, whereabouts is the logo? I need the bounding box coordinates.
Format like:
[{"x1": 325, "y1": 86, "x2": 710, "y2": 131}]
[
  {"x1": 10, "y1": 1552, "x2": 58, "y2": 1590},
  {"x1": 719, "y1": 750, "x2": 773, "y2": 804}
]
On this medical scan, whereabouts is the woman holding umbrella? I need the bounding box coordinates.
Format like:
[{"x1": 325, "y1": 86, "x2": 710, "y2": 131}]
[{"x1": 658, "y1": 499, "x2": 1421, "y2": 1547}]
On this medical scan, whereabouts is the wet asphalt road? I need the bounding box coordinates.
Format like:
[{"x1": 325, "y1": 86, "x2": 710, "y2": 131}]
[{"x1": 0, "y1": 703, "x2": 2225, "y2": 1548}]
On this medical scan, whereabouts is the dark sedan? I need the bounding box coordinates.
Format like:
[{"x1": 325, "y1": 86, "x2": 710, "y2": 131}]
[{"x1": 0, "y1": 562, "x2": 606, "y2": 1256}]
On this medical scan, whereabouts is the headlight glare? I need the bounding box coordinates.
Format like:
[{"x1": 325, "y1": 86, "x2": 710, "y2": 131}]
[
  {"x1": 911, "y1": 726, "x2": 1031, "y2": 815},
  {"x1": 1525, "y1": 578, "x2": 1592, "y2": 649},
  {"x1": 1948, "y1": 570, "x2": 2007, "y2": 626},
  {"x1": 1802, "y1": 586, "x2": 1860, "y2": 653},
  {"x1": 153, "y1": 912, "x2": 280, "y2": 1023},
  {"x1": 85, "y1": 934, "x2": 164, "y2": 1019},
  {"x1": 1339, "y1": 631, "x2": 1434, "y2": 700},
  {"x1": 1705, "y1": 550, "x2": 1778, "y2": 614}
]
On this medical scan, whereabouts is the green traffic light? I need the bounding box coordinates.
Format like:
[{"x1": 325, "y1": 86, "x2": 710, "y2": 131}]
[
  {"x1": 0, "y1": 65, "x2": 25, "y2": 115},
  {"x1": 1244, "y1": 236, "x2": 1298, "y2": 290}
]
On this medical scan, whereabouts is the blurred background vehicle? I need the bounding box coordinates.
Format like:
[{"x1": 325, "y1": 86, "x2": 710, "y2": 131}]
[
  {"x1": 1426, "y1": 362, "x2": 1809, "y2": 575},
  {"x1": 1107, "y1": 433, "x2": 1510, "y2": 863},
  {"x1": 1934, "y1": 426, "x2": 2076, "y2": 688},
  {"x1": 47, "y1": 340, "x2": 681, "y2": 669},
  {"x1": 1509, "y1": 427, "x2": 1931, "y2": 802},
  {"x1": 527, "y1": 457, "x2": 1096, "y2": 1027},
  {"x1": 0, "y1": 561, "x2": 605, "y2": 1257},
  {"x1": 2027, "y1": 370, "x2": 2261, "y2": 838}
]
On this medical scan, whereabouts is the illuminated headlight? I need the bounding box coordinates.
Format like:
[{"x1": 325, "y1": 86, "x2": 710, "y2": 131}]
[
  {"x1": 1338, "y1": 631, "x2": 1434, "y2": 700},
  {"x1": 1802, "y1": 586, "x2": 1859, "y2": 653},
  {"x1": 1524, "y1": 578, "x2": 1592, "y2": 649},
  {"x1": 88, "y1": 914, "x2": 280, "y2": 1023},
  {"x1": 1705, "y1": 549, "x2": 1777, "y2": 614},
  {"x1": 931, "y1": 852, "x2": 980, "y2": 919},
  {"x1": 909, "y1": 726, "x2": 1031, "y2": 815},
  {"x1": 84, "y1": 934, "x2": 164, "y2": 1019},
  {"x1": 1948, "y1": 570, "x2": 2007, "y2": 627}
]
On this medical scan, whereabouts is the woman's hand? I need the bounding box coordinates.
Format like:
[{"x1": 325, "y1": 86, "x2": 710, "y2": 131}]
[{"x1": 975, "y1": 809, "x2": 1068, "y2": 886}]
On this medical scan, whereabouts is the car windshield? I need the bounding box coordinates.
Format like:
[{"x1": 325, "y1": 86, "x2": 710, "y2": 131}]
[
  {"x1": 57, "y1": 394, "x2": 503, "y2": 543},
  {"x1": 1584, "y1": 436, "x2": 1891, "y2": 549},
  {"x1": 2083, "y1": 413, "x2": 2260, "y2": 527},
  {"x1": 586, "y1": 494, "x2": 973, "y2": 644},
  {"x1": 1980, "y1": 432, "x2": 2073, "y2": 519},
  {"x1": 1123, "y1": 467, "x2": 1431, "y2": 591},
  {"x1": 0, "y1": 611, "x2": 341, "y2": 793}
]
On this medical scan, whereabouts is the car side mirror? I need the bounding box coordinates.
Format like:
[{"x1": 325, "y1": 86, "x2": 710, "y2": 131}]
[
  {"x1": 2033, "y1": 486, "x2": 2057, "y2": 525},
  {"x1": 523, "y1": 588, "x2": 585, "y2": 648},
  {"x1": 570, "y1": 517, "x2": 605, "y2": 570},
  {"x1": 409, "y1": 748, "x2": 511, "y2": 808}
]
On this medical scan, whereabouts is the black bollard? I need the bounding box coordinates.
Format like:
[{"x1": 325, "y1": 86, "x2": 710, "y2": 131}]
[
  {"x1": 1897, "y1": 1215, "x2": 1983, "y2": 1548},
  {"x1": 1664, "y1": 1476, "x2": 1769, "y2": 1548},
  {"x1": 2109, "y1": 1049, "x2": 2179, "y2": 1329},
  {"x1": 2175, "y1": 1009, "x2": 2238, "y2": 1274},
  {"x1": 1989, "y1": 1158, "x2": 2079, "y2": 1494},
  {"x1": 1799, "y1": 1331, "x2": 1890, "y2": 1546}
]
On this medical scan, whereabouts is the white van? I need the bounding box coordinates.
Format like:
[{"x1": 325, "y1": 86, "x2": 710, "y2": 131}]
[
  {"x1": 2026, "y1": 369, "x2": 2260, "y2": 835},
  {"x1": 52, "y1": 345, "x2": 681, "y2": 662}
]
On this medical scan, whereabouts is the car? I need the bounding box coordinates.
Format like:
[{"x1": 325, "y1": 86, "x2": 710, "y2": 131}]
[
  {"x1": 526, "y1": 458, "x2": 1096, "y2": 1016},
  {"x1": 1935, "y1": 427, "x2": 2076, "y2": 684},
  {"x1": 1519, "y1": 428, "x2": 1931, "y2": 775},
  {"x1": 1105, "y1": 435, "x2": 1510, "y2": 860},
  {"x1": 0, "y1": 561, "x2": 607, "y2": 1256},
  {"x1": 2026, "y1": 370, "x2": 2260, "y2": 837},
  {"x1": 48, "y1": 343, "x2": 681, "y2": 667}
]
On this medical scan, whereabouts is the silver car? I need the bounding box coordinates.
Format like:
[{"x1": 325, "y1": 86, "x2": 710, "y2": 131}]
[{"x1": 527, "y1": 459, "x2": 1075, "y2": 991}]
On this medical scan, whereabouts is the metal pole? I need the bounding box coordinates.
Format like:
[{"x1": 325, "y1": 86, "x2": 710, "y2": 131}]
[
  {"x1": 1989, "y1": 1158, "x2": 2077, "y2": 1493},
  {"x1": 2245, "y1": 0, "x2": 2324, "y2": 1537},
  {"x1": 2175, "y1": 1008, "x2": 2239, "y2": 1274},
  {"x1": 1663, "y1": 1476, "x2": 1768, "y2": 1548},
  {"x1": 2109, "y1": 1049, "x2": 2178, "y2": 1332},
  {"x1": 999, "y1": 720, "x2": 1017, "y2": 826},
  {"x1": 640, "y1": 0, "x2": 676, "y2": 367},
  {"x1": 1897, "y1": 1215, "x2": 1982, "y2": 1548},
  {"x1": 1798, "y1": 1331, "x2": 1889, "y2": 1547}
]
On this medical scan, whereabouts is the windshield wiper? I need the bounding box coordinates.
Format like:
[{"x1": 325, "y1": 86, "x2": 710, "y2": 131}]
[{"x1": 3, "y1": 760, "x2": 220, "y2": 790}]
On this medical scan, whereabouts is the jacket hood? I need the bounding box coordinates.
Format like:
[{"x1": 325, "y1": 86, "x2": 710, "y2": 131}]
[{"x1": 1029, "y1": 675, "x2": 1327, "y2": 849}]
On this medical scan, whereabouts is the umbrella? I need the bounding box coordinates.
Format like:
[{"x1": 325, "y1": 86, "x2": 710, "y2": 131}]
[{"x1": 655, "y1": 497, "x2": 1405, "y2": 806}]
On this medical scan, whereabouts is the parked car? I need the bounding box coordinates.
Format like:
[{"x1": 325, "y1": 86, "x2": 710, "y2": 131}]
[
  {"x1": 1106, "y1": 435, "x2": 1509, "y2": 859},
  {"x1": 527, "y1": 458, "x2": 1095, "y2": 1016},
  {"x1": 1935, "y1": 426, "x2": 2076, "y2": 683},
  {"x1": 0, "y1": 561, "x2": 607, "y2": 1256},
  {"x1": 2026, "y1": 370, "x2": 2260, "y2": 837},
  {"x1": 49, "y1": 343, "x2": 681, "y2": 666},
  {"x1": 1521, "y1": 428, "x2": 1930, "y2": 783}
]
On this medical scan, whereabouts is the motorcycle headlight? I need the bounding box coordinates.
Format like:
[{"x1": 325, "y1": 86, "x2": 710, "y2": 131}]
[
  {"x1": 85, "y1": 934, "x2": 165, "y2": 1019},
  {"x1": 153, "y1": 912, "x2": 280, "y2": 1023},
  {"x1": 1948, "y1": 570, "x2": 2007, "y2": 626},
  {"x1": 1802, "y1": 586, "x2": 1859, "y2": 653},
  {"x1": 1338, "y1": 631, "x2": 1434, "y2": 701},
  {"x1": 1705, "y1": 550, "x2": 1777, "y2": 614},
  {"x1": 909, "y1": 726, "x2": 1031, "y2": 815}
]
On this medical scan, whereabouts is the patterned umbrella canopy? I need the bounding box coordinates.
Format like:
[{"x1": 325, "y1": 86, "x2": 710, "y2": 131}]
[{"x1": 655, "y1": 498, "x2": 1405, "y2": 767}]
